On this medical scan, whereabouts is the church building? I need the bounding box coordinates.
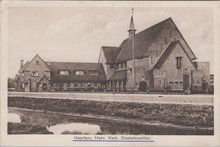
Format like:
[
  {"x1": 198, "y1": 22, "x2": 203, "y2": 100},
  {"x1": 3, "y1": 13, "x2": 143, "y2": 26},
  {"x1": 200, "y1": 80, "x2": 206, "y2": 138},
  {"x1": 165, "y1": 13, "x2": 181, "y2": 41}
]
[{"x1": 15, "y1": 11, "x2": 210, "y2": 93}]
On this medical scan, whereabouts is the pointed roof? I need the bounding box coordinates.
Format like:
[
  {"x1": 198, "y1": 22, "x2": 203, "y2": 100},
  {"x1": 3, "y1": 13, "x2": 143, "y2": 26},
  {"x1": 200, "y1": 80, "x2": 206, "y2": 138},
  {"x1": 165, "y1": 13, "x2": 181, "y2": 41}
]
[
  {"x1": 128, "y1": 16, "x2": 136, "y2": 32},
  {"x1": 101, "y1": 46, "x2": 122, "y2": 64},
  {"x1": 152, "y1": 40, "x2": 196, "y2": 69},
  {"x1": 116, "y1": 18, "x2": 171, "y2": 62},
  {"x1": 37, "y1": 74, "x2": 50, "y2": 83},
  {"x1": 115, "y1": 17, "x2": 196, "y2": 63}
]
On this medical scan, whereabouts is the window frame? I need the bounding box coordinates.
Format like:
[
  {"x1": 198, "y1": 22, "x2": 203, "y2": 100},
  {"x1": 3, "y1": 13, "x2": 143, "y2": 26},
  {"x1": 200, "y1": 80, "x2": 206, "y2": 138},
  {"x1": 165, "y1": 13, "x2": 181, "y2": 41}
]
[
  {"x1": 59, "y1": 70, "x2": 70, "y2": 76},
  {"x1": 75, "y1": 70, "x2": 85, "y2": 76},
  {"x1": 32, "y1": 71, "x2": 39, "y2": 77},
  {"x1": 89, "y1": 70, "x2": 99, "y2": 76},
  {"x1": 176, "y1": 56, "x2": 182, "y2": 69}
]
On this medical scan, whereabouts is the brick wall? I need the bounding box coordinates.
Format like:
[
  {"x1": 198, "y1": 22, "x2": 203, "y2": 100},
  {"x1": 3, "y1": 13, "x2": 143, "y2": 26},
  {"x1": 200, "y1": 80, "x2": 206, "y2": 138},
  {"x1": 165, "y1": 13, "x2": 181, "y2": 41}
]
[
  {"x1": 156, "y1": 42, "x2": 196, "y2": 90},
  {"x1": 126, "y1": 57, "x2": 150, "y2": 90},
  {"x1": 22, "y1": 55, "x2": 50, "y2": 92}
]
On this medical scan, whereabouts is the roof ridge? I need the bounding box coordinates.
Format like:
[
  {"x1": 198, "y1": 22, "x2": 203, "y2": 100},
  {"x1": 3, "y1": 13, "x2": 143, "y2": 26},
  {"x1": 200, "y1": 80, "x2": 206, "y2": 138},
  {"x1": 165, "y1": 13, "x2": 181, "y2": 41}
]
[{"x1": 48, "y1": 61, "x2": 102, "y2": 64}]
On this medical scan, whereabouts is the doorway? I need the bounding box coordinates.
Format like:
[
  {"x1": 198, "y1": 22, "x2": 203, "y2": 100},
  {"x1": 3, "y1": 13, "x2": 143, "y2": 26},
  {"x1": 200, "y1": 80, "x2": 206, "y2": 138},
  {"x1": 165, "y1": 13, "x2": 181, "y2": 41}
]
[
  {"x1": 139, "y1": 81, "x2": 147, "y2": 92},
  {"x1": 42, "y1": 83, "x2": 47, "y2": 92},
  {"x1": 183, "y1": 74, "x2": 189, "y2": 92}
]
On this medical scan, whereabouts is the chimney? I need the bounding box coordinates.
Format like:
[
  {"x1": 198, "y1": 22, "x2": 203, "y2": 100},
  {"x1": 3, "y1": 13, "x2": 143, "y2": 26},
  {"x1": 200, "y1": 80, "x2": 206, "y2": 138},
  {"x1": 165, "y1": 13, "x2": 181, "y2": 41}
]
[{"x1": 20, "y1": 59, "x2": 24, "y2": 69}]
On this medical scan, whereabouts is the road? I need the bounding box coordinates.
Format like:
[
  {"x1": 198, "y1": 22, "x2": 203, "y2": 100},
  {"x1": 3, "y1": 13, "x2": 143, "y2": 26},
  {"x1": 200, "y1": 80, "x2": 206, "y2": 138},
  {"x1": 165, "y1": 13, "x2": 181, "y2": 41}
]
[{"x1": 8, "y1": 92, "x2": 213, "y2": 105}]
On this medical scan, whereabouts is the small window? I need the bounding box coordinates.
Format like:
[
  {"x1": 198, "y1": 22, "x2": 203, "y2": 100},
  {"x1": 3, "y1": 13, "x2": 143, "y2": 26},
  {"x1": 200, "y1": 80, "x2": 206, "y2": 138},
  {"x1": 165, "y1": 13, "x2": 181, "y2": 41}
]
[
  {"x1": 176, "y1": 57, "x2": 182, "y2": 69},
  {"x1": 36, "y1": 61, "x2": 39, "y2": 64},
  {"x1": 67, "y1": 83, "x2": 71, "y2": 87},
  {"x1": 165, "y1": 37, "x2": 167, "y2": 44},
  {"x1": 89, "y1": 70, "x2": 99, "y2": 76},
  {"x1": 21, "y1": 72, "x2": 24, "y2": 77},
  {"x1": 75, "y1": 71, "x2": 85, "y2": 75},
  {"x1": 59, "y1": 84, "x2": 63, "y2": 90},
  {"x1": 60, "y1": 70, "x2": 69, "y2": 76},
  {"x1": 32, "y1": 72, "x2": 39, "y2": 77},
  {"x1": 175, "y1": 81, "x2": 178, "y2": 85},
  {"x1": 179, "y1": 81, "x2": 183, "y2": 85},
  {"x1": 169, "y1": 81, "x2": 173, "y2": 84},
  {"x1": 161, "y1": 43, "x2": 163, "y2": 50},
  {"x1": 74, "y1": 83, "x2": 78, "y2": 88}
]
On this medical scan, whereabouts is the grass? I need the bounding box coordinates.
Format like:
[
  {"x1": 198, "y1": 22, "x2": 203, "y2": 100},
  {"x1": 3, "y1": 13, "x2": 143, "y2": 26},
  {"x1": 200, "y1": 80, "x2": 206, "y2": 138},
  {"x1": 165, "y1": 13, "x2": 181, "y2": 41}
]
[{"x1": 8, "y1": 97, "x2": 214, "y2": 128}]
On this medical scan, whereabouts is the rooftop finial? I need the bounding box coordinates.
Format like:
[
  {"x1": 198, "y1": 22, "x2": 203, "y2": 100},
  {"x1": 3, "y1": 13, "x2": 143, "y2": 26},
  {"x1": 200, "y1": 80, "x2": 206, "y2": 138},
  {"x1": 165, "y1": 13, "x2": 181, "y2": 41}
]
[
  {"x1": 128, "y1": 8, "x2": 136, "y2": 37},
  {"x1": 132, "y1": 8, "x2": 134, "y2": 16}
]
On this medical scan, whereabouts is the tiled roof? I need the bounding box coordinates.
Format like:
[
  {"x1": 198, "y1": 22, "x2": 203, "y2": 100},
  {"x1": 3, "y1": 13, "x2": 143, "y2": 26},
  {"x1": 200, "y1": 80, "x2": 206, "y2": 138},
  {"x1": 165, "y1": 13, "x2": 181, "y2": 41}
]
[
  {"x1": 108, "y1": 70, "x2": 127, "y2": 81},
  {"x1": 48, "y1": 62, "x2": 106, "y2": 83},
  {"x1": 116, "y1": 18, "x2": 171, "y2": 62},
  {"x1": 115, "y1": 17, "x2": 196, "y2": 62},
  {"x1": 102, "y1": 46, "x2": 122, "y2": 64}
]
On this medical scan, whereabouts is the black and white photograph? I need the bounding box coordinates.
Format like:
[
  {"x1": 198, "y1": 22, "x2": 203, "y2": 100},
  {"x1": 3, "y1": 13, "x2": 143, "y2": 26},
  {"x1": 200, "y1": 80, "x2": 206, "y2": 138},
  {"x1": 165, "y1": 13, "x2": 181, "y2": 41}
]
[{"x1": 1, "y1": 1, "x2": 220, "y2": 146}]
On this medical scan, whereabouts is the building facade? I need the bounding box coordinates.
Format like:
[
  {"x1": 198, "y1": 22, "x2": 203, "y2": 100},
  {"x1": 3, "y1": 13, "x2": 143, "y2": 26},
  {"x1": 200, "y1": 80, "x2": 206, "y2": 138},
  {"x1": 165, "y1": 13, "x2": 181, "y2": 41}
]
[{"x1": 15, "y1": 14, "x2": 210, "y2": 93}]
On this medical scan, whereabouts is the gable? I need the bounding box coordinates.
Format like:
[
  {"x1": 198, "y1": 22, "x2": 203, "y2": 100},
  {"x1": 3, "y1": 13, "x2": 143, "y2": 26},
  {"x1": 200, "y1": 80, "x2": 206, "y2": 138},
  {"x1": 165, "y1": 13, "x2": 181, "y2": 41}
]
[
  {"x1": 115, "y1": 17, "x2": 196, "y2": 63},
  {"x1": 25, "y1": 55, "x2": 50, "y2": 72},
  {"x1": 153, "y1": 41, "x2": 195, "y2": 70},
  {"x1": 116, "y1": 18, "x2": 167, "y2": 62},
  {"x1": 101, "y1": 46, "x2": 121, "y2": 64},
  {"x1": 37, "y1": 75, "x2": 50, "y2": 84}
]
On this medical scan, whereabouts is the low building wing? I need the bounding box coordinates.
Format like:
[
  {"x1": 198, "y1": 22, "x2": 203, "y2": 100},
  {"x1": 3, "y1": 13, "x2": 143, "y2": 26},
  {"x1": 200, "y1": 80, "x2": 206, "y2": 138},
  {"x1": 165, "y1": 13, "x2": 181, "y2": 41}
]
[{"x1": 48, "y1": 62, "x2": 106, "y2": 83}]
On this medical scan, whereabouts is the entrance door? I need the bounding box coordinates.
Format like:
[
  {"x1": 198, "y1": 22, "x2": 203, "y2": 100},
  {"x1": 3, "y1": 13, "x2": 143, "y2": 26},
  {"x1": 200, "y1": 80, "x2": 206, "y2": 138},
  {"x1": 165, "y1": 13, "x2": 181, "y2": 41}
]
[
  {"x1": 139, "y1": 81, "x2": 147, "y2": 92},
  {"x1": 183, "y1": 74, "x2": 189, "y2": 91},
  {"x1": 42, "y1": 83, "x2": 47, "y2": 92}
]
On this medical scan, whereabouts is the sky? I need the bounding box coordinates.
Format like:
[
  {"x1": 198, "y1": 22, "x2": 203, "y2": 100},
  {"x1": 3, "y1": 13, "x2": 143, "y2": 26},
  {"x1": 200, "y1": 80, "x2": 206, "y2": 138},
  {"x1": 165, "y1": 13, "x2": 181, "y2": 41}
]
[{"x1": 7, "y1": 6, "x2": 213, "y2": 78}]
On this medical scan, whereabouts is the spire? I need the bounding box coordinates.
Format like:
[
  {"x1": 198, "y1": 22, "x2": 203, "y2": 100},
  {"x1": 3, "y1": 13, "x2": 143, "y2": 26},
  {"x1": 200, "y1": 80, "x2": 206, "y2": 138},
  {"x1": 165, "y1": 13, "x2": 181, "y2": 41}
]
[{"x1": 128, "y1": 8, "x2": 136, "y2": 37}]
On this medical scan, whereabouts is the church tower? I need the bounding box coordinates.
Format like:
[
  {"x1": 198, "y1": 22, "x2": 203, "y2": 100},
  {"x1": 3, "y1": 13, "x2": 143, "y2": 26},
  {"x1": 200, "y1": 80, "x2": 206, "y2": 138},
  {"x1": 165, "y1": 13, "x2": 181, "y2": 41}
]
[
  {"x1": 128, "y1": 8, "x2": 136, "y2": 38},
  {"x1": 128, "y1": 8, "x2": 136, "y2": 91}
]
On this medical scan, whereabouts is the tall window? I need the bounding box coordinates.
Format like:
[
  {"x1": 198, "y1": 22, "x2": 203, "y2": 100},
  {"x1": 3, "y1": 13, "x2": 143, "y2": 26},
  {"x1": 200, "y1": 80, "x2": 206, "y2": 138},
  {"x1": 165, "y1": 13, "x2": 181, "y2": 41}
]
[
  {"x1": 176, "y1": 57, "x2": 182, "y2": 69},
  {"x1": 60, "y1": 70, "x2": 69, "y2": 76},
  {"x1": 75, "y1": 70, "x2": 85, "y2": 75},
  {"x1": 32, "y1": 72, "x2": 39, "y2": 77},
  {"x1": 165, "y1": 37, "x2": 167, "y2": 44}
]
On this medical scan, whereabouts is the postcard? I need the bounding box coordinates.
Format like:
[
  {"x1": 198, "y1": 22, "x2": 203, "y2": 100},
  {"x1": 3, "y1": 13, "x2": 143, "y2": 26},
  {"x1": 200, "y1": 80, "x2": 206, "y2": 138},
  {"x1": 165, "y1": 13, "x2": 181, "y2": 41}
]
[{"x1": 1, "y1": 1, "x2": 220, "y2": 146}]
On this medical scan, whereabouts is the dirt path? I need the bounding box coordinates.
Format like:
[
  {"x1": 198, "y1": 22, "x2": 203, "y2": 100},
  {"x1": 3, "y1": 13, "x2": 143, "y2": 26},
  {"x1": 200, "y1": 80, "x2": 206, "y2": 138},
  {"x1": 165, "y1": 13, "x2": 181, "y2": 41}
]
[{"x1": 8, "y1": 92, "x2": 213, "y2": 105}]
